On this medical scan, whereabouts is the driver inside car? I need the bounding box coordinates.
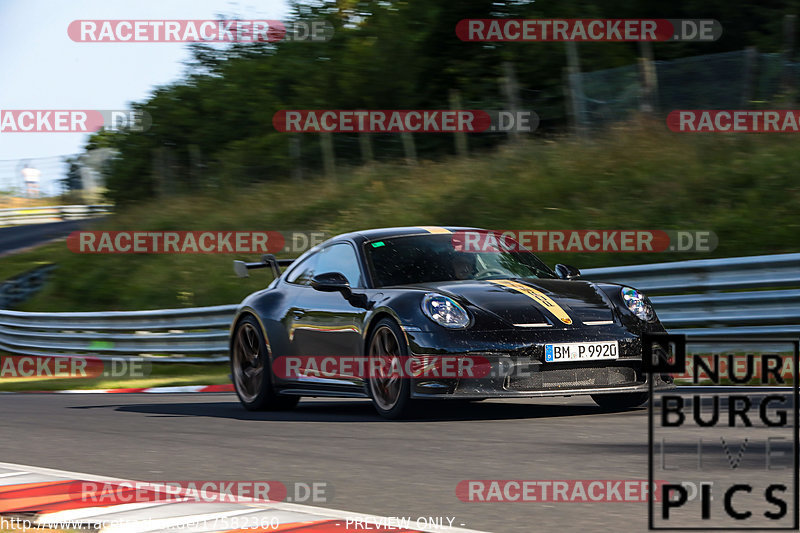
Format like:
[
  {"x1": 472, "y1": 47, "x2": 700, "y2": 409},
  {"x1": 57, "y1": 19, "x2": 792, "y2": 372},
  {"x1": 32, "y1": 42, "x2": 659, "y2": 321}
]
[{"x1": 452, "y1": 252, "x2": 477, "y2": 280}]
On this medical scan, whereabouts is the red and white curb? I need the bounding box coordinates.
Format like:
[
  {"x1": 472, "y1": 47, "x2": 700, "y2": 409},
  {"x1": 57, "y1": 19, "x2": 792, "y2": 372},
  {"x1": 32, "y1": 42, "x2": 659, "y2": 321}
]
[
  {"x1": 4, "y1": 384, "x2": 235, "y2": 394},
  {"x1": 0, "y1": 463, "x2": 486, "y2": 533},
  {"x1": 56, "y1": 384, "x2": 234, "y2": 394}
]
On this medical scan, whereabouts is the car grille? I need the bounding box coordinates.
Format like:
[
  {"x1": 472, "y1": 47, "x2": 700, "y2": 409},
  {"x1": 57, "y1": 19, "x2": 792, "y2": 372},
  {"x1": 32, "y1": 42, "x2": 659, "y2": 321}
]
[{"x1": 508, "y1": 363, "x2": 642, "y2": 391}]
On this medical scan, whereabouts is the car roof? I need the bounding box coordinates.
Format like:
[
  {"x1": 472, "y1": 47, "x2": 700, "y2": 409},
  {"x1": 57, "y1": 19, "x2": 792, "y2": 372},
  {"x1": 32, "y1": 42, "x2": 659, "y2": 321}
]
[
  {"x1": 330, "y1": 226, "x2": 483, "y2": 244},
  {"x1": 281, "y1": 227, "x2": 484, "y2": 283}
]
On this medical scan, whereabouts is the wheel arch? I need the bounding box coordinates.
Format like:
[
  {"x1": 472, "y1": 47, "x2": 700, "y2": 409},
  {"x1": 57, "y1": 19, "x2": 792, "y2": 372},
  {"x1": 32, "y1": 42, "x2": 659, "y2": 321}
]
[
  {"x1": 229, "y1": 307, "x2": 273, "y2": 359},
  {"x1": 363, "y1": 307, "x2": 409, "y2": 354}
]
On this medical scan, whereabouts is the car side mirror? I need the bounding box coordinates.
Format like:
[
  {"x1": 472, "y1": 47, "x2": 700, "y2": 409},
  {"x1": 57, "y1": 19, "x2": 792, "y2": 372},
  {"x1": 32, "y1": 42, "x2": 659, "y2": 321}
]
[
  {"x1": 555, "y1": 264, "x2": 581, "y2": 280},
  {"x1": 311, "y1": 272, "x2": 352, "y2": 297}
]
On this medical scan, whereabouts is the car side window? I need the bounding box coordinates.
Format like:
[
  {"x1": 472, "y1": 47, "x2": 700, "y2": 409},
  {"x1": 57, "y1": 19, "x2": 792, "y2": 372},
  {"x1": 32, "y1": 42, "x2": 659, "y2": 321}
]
[
  {"x1": 285, "y1": 252, "x2": 319, "y2": 285},
  {"x1": 314, "y1": 243, "x2": 363, "y2": 288}
]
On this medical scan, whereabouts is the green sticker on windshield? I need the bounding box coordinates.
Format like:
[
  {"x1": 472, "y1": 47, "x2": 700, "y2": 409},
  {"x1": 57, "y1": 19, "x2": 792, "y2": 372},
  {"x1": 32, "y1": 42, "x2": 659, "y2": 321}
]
[{"x1": 371, "y1": 241, "x2": 385, "y2": 248}]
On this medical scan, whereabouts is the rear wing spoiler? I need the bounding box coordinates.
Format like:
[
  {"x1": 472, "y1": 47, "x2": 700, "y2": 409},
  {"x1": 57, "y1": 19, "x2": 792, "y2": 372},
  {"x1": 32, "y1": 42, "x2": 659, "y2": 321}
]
[{"x1": 233, "y1": 254, "x2": 295, "y2": 278}]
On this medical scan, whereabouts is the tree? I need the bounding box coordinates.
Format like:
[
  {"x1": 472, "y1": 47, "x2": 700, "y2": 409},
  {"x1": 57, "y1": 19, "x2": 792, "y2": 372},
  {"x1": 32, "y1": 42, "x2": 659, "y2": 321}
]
[{"x1": 62, "y1": 156, "x2": 83, "y2": 193}]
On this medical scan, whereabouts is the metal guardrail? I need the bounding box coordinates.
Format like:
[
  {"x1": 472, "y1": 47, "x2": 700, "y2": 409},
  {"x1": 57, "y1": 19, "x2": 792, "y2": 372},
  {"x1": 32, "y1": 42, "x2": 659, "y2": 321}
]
[
  {"x1": 582, "y1": 253, "x2": 800, "y2": 338},
  {"x1": 0, "y1": 305, "x2": 237, "y2": 363},
  {"x1": 0, "y1": 205, "x2": 112, "y2": 226},
  {"x1": 0, "y1": 253, "x2": 797, "y2": 362}
]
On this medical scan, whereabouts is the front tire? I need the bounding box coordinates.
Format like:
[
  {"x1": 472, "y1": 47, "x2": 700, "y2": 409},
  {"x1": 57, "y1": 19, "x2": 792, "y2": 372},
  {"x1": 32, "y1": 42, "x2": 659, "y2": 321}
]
[
  {"x1": 366, "y1": 319, "x2": 414, "y2": 419},
  {"x1": 231, "y1": 316, "x2": 299, "y2": 411},
  {"x1": 591, "y1": 392, "x2": 648, "y2": 410}
]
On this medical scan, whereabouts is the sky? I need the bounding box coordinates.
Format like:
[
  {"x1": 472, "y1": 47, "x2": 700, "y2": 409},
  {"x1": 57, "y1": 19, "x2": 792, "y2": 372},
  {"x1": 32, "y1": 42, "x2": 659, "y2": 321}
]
[{"x1": 0, "y1": 0, "x2": 289, "y2": 194}]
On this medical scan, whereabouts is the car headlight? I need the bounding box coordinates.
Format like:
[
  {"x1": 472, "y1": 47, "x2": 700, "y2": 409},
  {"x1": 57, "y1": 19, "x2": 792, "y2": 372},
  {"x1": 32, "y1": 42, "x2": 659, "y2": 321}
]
[
  {"x1": 621, "y1": 287, "x2": 655, "y2": 321},
  {"x1": 422, "y1": 293, "x2": 470, "y2": 328}
]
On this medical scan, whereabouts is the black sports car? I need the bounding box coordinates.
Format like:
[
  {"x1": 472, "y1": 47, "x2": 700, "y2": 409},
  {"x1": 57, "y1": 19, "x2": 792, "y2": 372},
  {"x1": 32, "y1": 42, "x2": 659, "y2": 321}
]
[{"x1": 229, "y1": 227, "x2": 674, "y2": 418}]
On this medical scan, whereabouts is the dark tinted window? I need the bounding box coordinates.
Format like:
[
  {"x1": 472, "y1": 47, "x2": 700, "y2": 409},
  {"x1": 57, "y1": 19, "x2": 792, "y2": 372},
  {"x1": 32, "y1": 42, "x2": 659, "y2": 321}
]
[
  {"x1": 365, "y1": 234, "x2": 555, "y2": 288},
  {"x1": 285, "y1": 251, "x2": 319, "y2": 285},
  {"x1": 314, "y1": 243, "x2": 363, "y2": 288}
]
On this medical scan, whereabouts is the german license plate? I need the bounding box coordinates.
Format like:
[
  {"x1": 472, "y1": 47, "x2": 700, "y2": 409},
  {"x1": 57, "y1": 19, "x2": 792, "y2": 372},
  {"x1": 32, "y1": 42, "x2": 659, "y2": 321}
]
[{"x1": 544, "y1": 341, "x2": 619, "y2": 362}]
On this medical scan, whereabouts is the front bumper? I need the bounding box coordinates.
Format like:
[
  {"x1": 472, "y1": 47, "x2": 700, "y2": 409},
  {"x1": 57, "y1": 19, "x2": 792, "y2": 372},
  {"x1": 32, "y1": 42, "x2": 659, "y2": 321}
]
[
  {"x1": 403, "y1": 324, "x2": 675, "y2": 399},
  {"x1": 410, "y1": 356, "x2": 674, "y2": 399}
]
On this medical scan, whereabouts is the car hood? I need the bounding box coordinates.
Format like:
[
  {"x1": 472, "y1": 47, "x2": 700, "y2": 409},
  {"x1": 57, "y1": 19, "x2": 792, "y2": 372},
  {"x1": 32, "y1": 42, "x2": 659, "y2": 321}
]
[{"x1": 412, "y1": 278, "x2": 616, "y2": 328}]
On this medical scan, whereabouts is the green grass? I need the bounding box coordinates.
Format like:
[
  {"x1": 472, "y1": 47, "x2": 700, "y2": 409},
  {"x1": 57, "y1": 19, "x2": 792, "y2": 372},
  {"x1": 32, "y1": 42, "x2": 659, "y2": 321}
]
[
  {"x1": 0, "y1": 248, "x2": 54, "y2": 282},
  {"x1": 0, "y1": 362, "x2": 230, "y2": 392},
  {"x1": 3, "y1": 123, "x2": 800, "y2": 312}
]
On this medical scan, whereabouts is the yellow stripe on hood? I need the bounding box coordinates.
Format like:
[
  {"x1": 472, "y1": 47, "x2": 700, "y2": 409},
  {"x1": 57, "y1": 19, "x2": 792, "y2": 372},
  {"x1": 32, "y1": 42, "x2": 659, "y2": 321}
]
[{"x1": 489, "y1": 279, "x2": 573, "y2": 325}]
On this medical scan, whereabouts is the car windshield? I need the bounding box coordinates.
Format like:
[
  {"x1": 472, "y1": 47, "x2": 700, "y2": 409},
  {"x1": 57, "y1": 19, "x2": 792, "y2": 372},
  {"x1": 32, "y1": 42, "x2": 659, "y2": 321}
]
[{"x1": 365, "y1": 233, "x2": 557, "y2": 287}]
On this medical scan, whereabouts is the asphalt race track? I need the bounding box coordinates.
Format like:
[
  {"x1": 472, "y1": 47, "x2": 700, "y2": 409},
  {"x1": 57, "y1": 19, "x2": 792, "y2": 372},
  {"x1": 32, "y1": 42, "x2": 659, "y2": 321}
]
[
  {"x1": 0, "y1": 219, "x2": 100, "y2": 256},
  {"x1": 0, "y1": 394, "x2": 667, "y2": 533}
]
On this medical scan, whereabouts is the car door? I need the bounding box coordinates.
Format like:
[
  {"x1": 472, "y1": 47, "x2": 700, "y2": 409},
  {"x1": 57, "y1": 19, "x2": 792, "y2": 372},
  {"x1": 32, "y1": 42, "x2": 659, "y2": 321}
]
[{"x1": 285, "y1": 242, "x2": 368, "y2": 389}]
